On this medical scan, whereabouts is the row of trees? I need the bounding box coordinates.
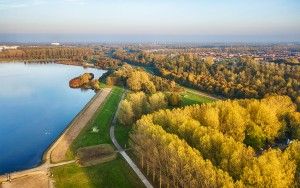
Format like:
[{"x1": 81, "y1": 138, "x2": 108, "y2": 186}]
[
  {"x1": 103, "y1": 64, "x2": 182, "y2": 94},
  {"x1": 112, "y1": 50, "x2": 300, "y2": 100},
  {"x1": 130, "y1": 95, "x2": 300, "y2": 187},
  {"x1": 0, "y1": 46, "x2": 122, "y2": 69},
  {"x1": 118, "y1": 92, "x2": 182, "y2": 126},
  {"x1": 0, "y1": 47, "x2": 94, "y2": 61}
]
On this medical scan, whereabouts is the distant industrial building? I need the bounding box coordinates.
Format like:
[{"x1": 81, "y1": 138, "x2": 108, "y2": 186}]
[{"x1": 51, "y1": 42, "x2": 60, "y2": 46}]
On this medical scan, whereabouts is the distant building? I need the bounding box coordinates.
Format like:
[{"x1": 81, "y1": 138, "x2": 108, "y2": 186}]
[
  {"x1": 51, "y1": 42, "x2": 60, "y2": 46},
  {"x1": 0, "y1": 45, "x2": 19, "y2": 52}
]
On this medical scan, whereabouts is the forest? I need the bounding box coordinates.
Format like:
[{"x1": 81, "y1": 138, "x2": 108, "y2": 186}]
[
  {"x1": 101, "y1": 63, "x2": 300, "y2": 187},
  {"x1": 102, "y1": 64, "x2": 182, "y2": 94},
  {"x1": 129, "y1": 95, "x2": 300, "y2": 187},
  {"x1": 112, "y1": 49, "x2": 300, "y2": 100},
  {"x1": 0, "y1": 46, "x2": 120, "y2": 69}
]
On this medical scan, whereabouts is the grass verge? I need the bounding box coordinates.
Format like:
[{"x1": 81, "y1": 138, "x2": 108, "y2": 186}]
[{"x1": 51, "y1": 87, "x2": 144, "y2": 188}]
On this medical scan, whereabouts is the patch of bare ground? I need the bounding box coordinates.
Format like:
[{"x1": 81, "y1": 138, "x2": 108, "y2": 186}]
[
  {"x1": 77, "y1": 144, "x2": 116, "y2": 167},
  {"x1": 0, "y1": 171, "x2": 52, "y2": 188}
]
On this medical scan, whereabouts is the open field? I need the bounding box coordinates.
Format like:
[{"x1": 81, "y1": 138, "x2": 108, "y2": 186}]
[
  {"x1": 181, "y1": 90, "x2": 215, "y2": 106},
  {"x1": 51, "y1": 87, "x2": 144, "y2": 188},
  {"x1": 51, "y1": 157, "x2": 143, "y2": 188}
]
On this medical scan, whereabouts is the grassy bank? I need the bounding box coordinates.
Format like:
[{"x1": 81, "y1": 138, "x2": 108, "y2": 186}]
[{"x1": 51, "y1": 86, "x2": 144, "y2": 188}]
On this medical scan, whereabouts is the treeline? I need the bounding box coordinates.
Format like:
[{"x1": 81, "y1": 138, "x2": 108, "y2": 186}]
[
  {"x1": 112, "y1": 50, "x2": 300, "y2": 100},
  {"x1": 101, "y1": 64, "x2": 182, "y2": 94},
  {"x1": 0, "y1": 46, "x2": 122, "y2": 69},
  {"x1": 118, "y1": 92, "x2": 181, "y2": 125},
  {"x1": 0, "y1": 47, "x2": 94, "y2": 61},
  {"x1": 130, "y1": 95, "x2": 300, "y2": 187}
]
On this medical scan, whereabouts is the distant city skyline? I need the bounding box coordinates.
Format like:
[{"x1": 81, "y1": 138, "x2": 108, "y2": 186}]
[{"x1": 0, "y1": 0, "x2": 300, "y2": 42}]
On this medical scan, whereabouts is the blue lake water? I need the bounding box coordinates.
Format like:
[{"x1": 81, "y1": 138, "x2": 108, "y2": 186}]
[{"x1": 0, "y1": 63, "x2": 106, "y2": 174}]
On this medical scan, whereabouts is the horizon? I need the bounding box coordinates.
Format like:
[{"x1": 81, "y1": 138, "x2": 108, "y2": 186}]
[
  {"x1": 1, "y1": 0, "x2": 300, "y2": 43},
  {"x1": 1, "y1": 33, "x2": 300, "y2": 44}
]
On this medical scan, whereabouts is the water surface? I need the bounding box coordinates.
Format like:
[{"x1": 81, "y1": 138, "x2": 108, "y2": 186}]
[{"x1": 0, "y1": 62, "x2": 105, "y2": 174}]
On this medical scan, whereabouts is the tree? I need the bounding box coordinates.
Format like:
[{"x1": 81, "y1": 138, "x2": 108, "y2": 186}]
[
  {"x1": 287, "y1": 112, "x2": 300, "y2": 140},
  {"x1": 127, "y1": 92, "x2": 148, "y2": 118},
  {"x1": 117, "y1": 100, "x2": 134, "y2": 125},
  {"x1": 167, "y1": 93, "x2": 181, "y2": 107},
  {"x1": 148, "y1": 92, "x2": 167, "y2": 112},
  {"x1": 284, "y1": 141, "x2": 300, "y2": 187},
  {"x1": 242, "y1": 149, "x2": 296, "y2": 188}
]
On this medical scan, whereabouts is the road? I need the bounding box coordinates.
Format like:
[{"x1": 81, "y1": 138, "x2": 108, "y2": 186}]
[{"x1": 109, "y1": 93, "x2": 153, "y2": 188}]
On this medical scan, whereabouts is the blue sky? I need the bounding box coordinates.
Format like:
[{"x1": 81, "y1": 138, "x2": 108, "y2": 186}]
[{"x1": 0, "y1": 0, "x2": 300, "y2": 42}]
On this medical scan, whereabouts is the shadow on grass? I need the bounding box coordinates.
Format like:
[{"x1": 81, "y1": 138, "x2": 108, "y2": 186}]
[{"x1": 51, "y1": 87, "x2": 144, "y2": 188}]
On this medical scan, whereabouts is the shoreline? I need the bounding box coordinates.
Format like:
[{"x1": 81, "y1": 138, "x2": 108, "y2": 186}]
[
  {"x1": 48, "y1": 87, "x2": 112, "y2": 163},
  {"x1": 0, "y1": 88, "x2": 112, "y2": 182},
  {"x1": 42, "y1": 89, "x2": 104, "y2": 163}
]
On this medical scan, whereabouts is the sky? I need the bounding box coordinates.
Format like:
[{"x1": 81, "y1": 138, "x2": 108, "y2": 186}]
[{"x1": 0, "y1": 0, "x2": 300, "y2": 43}]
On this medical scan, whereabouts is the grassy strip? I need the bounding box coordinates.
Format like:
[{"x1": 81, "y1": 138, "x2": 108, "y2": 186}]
[
  {"x1": 51, "y1": 87, "x2": 144, "y2": 188},
  {"x1": 114, "y1": 122, "x2": 132, "y2": 149},
  {"x1": 71, "y1": 87, "x2": 123, "y2": 151},
  {"x1": 181, "y1": 91, "x2": 214, "y2": 106}
]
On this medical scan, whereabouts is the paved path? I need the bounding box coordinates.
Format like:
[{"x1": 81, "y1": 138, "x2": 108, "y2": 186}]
[{"x1": 109, "y1": 93, "x2": 153, "y2": 188}]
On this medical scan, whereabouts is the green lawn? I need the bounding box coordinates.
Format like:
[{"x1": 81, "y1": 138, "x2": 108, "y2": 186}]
[
  {"x1": 181, "y1": 91, "x2": 214, "y2": 106},
  {"x1": 51, "y1": 87, "x2": 144, "y2": 188},
  {"x1": 71, "y1": 87, "x2": 123, "y2": 151},
  {"x1": 51, "y1": 157, "x2": 144, "y2": 188},
  {"x1": 114, "y1": 122, "x2": 132, "y2": 149}
]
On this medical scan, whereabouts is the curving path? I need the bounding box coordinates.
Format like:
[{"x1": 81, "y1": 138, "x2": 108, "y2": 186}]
[{"x1": 109, "y1": 93, "x2": 153, "y2": 188}]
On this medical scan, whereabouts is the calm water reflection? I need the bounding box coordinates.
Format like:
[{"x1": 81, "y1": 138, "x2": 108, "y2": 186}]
[{"x1": 0, "y1": 63, "x2": 106, "y2": 174}]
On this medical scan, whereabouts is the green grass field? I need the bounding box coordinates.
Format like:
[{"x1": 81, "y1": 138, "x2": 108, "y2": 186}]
[
  {"x1": 51, "y1": 87, "x2": 144, "y2": 188},
  {"x1": 114, "y1": 122, "x2": 132, "y2": 148},
  {"x1": 51, "y1": 157, "x2": 143, "y2": 188},
  {"x1": 181, "y1": 91, "x2": 214, "y2": 106}
]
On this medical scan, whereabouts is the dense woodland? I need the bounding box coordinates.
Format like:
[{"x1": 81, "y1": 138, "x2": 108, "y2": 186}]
[
  {"x1": 0, "y1": 46, "x2": 120, "y2": 69},
  {"x1": 112, "y1": 50, "x2": 300, "y2": 100},
  {"x1": 108, "y1": 63, "x2": 300, "y2": 187},
  {"x1": 118, "y1": 91, "x2": 181, "y2": 126},
  {"x1": 102, "y1": 64, "x2": 182, "y2": 93},
  {"x1": 130, "y1": 95, "x2": 300, "y2": 187}
]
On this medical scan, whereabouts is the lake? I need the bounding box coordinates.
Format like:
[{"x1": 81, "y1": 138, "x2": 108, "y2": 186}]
[{"x1": 0, "y1": 62, "x2": 106, "y2": 174}]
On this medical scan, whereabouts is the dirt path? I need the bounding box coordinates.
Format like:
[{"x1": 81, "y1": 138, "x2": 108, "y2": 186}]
[
  {"x1": 0, "y1": 88, "x2": 112, "y2": 188},
  {"x1": 49, "y1": 88, "x2": 112, "y2": 163},
  {"x1": 109, "y1": 93, "x2": 153, "y2": 188}
]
